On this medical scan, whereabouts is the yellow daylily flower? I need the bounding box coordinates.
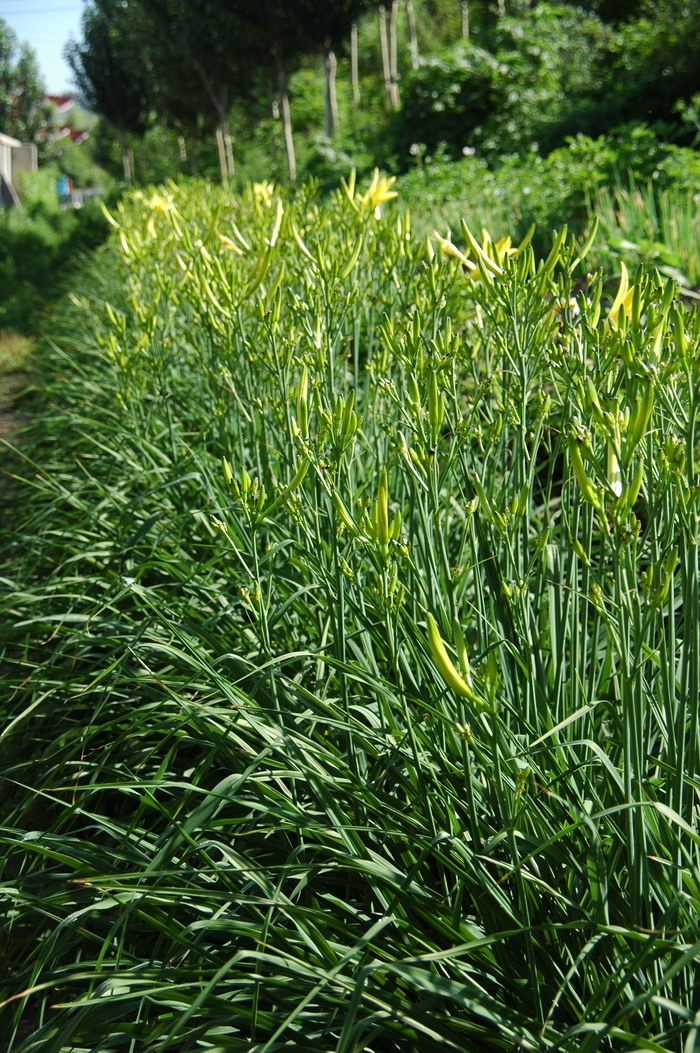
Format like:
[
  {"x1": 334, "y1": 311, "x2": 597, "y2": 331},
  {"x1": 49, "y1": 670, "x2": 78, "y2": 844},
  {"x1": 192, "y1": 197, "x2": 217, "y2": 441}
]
[
  {"x1": 362, "y1": 168, "x2": 398, "y2": 218},
  {"x1": 605, "y1": 261, "x2": 635, "y2": 330},
  {"x1": 218, "y1": 233, "x2": 244, "y2": 255},
  {"x1": 145, "y1": 190, "x2": 176, "y2": 214},
  {"x1": 432, "y1": 231, "x2": 477, "y2": 272},
  {"x1": 252, "y1": 181, "x2": 276, "y2": 208}
]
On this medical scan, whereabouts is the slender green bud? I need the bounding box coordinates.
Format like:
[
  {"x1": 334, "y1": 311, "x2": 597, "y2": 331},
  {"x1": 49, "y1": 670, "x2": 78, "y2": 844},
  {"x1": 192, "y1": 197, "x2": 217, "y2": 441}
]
[
  {"x1": 570, "y1": 537, "x2": 590, "y2": 565},
  {"x1": 460, "y1": 220, "x2": 504, "y2": 275},
  {"x1": 576, "y1": 216, "x2": 598, "y2": 264},
  {"x1": 606, "y1": 261, "x2": 629, "y2": 329},
  {"x1": 374, "y1": 468, "x2": 390, "y2": 546},
  {"x1": 607, "y1": 442, "x2": 622, "y2": 497},
  {"x1": 568, "y1": 439, "x2": 604, "y2": 511},
  {"x1": 428, "y1": 372, "x2": 445, "y2": 445},
  {"x1": 469, "y1": 473, "x2": 495, "y2": 525},
  {"x1": 652, "y1": 548, "x2": 678, "y2": 607},
  {"x1": 631, "y1": 278, "x2": 643, "y2": 330},
  {"x1": 341, "y1": 389, "x2": 357, "y2": 440},
  {"x1": 511, "y1": 481, "x2": 530, "y2": 520},
  {"x1": 333, "y1": 493, "x2": 360, "y2": 537},
  {"x1": 426, "y1": 613, "x2": 481, "y2": 704},
  {"x1": 585, "y1": 378, "x2": 608, "y2": 429},
  {"x1": 616, "y1": 456, "x2": 645, "y2": 518},
  {"x1": 625, "y1": 377, "x2": 654, "y2": 461},
  {"x1": 389, "y1": 508, "x2": 402, "y2": 540},
  {"x1": 542, "y1": 225, "x2": 568, "y2": 275},
  {"x1": 408, "y1": 374, "x2": 421, "y2": 412},
  {"x1": 452, "y1": 619, "x2": 473, "y2": 687}
]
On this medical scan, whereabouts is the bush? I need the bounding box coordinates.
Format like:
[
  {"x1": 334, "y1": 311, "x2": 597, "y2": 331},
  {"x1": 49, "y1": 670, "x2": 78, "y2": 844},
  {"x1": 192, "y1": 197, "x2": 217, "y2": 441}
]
[
  {"x1": 390, "y1": 3, "x2": 611, "y2": 166},
  {"x1": 398, "y1": 123, "x2": 700, "y2": 251},
  {"x1": 0, "y1": 184, "x2": 109, "y2": 332},
  {"x1": 390, "y1": 42, "x2": 506, "y2": 164}
]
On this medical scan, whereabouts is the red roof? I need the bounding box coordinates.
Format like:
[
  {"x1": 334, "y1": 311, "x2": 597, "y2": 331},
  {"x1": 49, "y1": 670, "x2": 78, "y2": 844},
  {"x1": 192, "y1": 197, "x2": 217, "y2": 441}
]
[{"x1": 46, "y1": 94, "x2": 75, "y2": 114}]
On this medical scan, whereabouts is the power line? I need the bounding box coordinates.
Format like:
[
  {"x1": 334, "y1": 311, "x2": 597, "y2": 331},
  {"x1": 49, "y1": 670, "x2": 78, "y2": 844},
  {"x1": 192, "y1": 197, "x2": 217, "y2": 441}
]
[
  {"x1": 0, "y1": 5, "x2": 83, "y2": 12},
  {"x1": 0, "y1": 1, "x2": 83, "y2": 5}
]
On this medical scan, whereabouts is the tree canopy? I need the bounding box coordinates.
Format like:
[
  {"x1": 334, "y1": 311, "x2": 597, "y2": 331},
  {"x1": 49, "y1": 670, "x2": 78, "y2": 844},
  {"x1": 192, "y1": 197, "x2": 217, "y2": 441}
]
[
  {"x1": 63, "y1": 0, "x2": 700, "y2": 184},
  {"x1": 0, "y1": 19, "x2": 50, "y2": 143}
]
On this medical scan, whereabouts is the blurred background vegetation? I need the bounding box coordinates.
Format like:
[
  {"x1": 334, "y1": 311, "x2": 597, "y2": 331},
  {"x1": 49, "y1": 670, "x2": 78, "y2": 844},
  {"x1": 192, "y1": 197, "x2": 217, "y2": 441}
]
[{"x1": 2, "y1": 0, "x2": 700, "y2": 335}]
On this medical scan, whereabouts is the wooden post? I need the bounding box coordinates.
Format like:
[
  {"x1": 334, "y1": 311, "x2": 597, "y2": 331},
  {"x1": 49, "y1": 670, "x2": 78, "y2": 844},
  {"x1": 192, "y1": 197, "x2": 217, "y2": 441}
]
[
  {"x1": 461, "y1": 0, "x2": 470, "y2": 39},
  {"x1": 389, "y1": 0, "x2": 400, "y2": 108},
  {"x1": 406, "y1": 0, "x2": 419, "y2": 70},
  {"x1": 379, "y1": 6, "x2": 392, "y2": 106},
  {"x1": 324, "y1": 45, "x2": 339, "y2": 137},
  {"x1": 351, "y1": 21, "x2": 360, "y2": 105},
  {"x1": 279, "y1": 65, "x2": 296, "y2": 183}
]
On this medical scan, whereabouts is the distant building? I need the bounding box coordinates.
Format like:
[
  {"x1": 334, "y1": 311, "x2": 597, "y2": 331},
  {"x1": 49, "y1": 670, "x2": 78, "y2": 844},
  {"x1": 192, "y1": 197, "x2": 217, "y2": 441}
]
[
  {"x1": 46, "y1": 94, "x2": 74, "y2": 116},
  {"x1": 0, "y1": 132, "x2": 37, "y2": 208},
  {"x1": 44, "y1": 95, "x2": 92, "y2": 147}
]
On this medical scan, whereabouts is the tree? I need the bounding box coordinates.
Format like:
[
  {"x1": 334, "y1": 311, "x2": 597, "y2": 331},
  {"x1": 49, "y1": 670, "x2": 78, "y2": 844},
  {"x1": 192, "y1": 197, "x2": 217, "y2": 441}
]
[
  {"x1": 609, "y1": 0, "x2": 700, "y2": 127},
  {"x1": 135, "y1": 0, "x2": 257, "y2": 180},
  {"x1": 297, "y1": 0, "x2": 378, "y2": 136},
  {"x1": 10, "y1": 42, "x2": 51, "y2": 142},
  {"x1": 1, "y1": 19, "x2": 50, "y2": 143},
  {"x1": 66, "y1": 1, "x2": 153, "y2": 183},
  {"x1": 226, "y1": 0, "x2": 314, "y2": 180}
]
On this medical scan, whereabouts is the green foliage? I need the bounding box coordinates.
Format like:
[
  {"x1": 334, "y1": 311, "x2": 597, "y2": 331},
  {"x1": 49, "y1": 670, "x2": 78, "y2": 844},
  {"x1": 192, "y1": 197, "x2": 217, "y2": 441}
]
[
  {"x1": 588, "y1": 180, "x2": 700, "y2": 289},
  {"x1": 389, "y1": 41, "x2": 505, "y2": 162},
  {"x1": 47, "y1": 139, "x2": 107, "y2": 189},
  {"x1": 0, "y1": 19, "x2": 50, "y2": 143},
  {"x1": 301, "y1": 133, "x2": 373, "y2": 187},
  {"x1": 609, "y1": 0, "x2": 700, "y2": 127},
  {"x1": 2, "y1": 178, "x2": 700, "y2": 1050},
  {"x1": 484, "y1": 4, "x2": 612, "y2": 154},
  {"x1": 0, "y1": 177, "x2": 109, "y2": 332},
  {"x1": 398, "y1": 123, "x2": 700, "y2": 252},
  {"x1": 66, "y1": 0, "x2": 153, "y2": 141},
  {"x1": 390, "y1": 4, "x2": 610, "y2": 165},
  {"x1": 674, "y1": 92, "x2": 700, "y2": 147},
  {"x1": 121, "y1": 123, "x2": 189, "y2": 186},
  {"x1": 59, "y1": 0, "x2": 700, "y2": 196}
]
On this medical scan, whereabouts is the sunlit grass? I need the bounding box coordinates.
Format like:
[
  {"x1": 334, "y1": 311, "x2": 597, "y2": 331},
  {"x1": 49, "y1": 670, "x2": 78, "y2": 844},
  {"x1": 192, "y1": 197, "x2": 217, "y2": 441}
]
[{"x1": 0, "y1": 330, "x2": 34, "y2": 379}]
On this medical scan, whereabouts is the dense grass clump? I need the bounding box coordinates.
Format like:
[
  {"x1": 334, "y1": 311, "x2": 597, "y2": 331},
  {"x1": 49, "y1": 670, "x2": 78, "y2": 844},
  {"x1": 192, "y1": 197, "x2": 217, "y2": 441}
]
[{"x1": 2, "y1": 177, "x2": 700, "y2": 1051}]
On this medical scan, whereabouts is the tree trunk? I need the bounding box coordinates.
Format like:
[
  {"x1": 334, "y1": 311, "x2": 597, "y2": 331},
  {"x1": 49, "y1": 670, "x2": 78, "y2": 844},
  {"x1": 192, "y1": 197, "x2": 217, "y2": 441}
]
[
  {"x1": 215, "y1": 124, "x2": 227, "y2": 180},
  {"x1": 278, "y1": 64, "x2": 296, "y2": 183},
  {"x1": 190, "y1": 137, "x2": 200, "y2": 177},
  {"x1": 351, "y1": 21, "x2": 360, "y2": 106},
  {"x1": 119, "y1": 129, "x2": 132, "y2": 185},
  {"x1": 178, "y1": 135, "x2": 187, "y2": 163},
  {"x1": 406, "y1": 0, "x2": 419, "y2": 69},
  {"x1": 323, "y1": 44, "x2": 339, "y2": 138},
  {"x1": 222, "y1": 118, "x2": 235, "y2": 178},
  {"x1": 389, "y1": 0, "x2": 400, "y2": 108},
  {"x1": 496, "y1": 0, "x2": 505, "y2": 14},
  {"x1": 194, "y1": 63, "x2": 234, "y2": 180},
  {"x1": 461, "y1": 0, "x2": 470, "y2": 39},
  {"x1": 379, "y1": 6, "x2": 392, "y2": 106}
]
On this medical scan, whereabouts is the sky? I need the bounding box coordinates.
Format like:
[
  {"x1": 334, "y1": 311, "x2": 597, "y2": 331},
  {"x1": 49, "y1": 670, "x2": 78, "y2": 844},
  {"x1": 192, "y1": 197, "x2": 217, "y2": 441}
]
[{"x1": 1, "y1": 0, "x2": 86, "y2": 94}]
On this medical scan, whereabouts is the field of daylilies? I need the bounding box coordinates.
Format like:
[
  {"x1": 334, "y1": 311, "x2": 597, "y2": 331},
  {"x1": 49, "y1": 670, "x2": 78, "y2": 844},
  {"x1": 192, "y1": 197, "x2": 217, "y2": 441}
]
[{"x1": 2, "y1": 175, "x2": 700, "y2": 1051}]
